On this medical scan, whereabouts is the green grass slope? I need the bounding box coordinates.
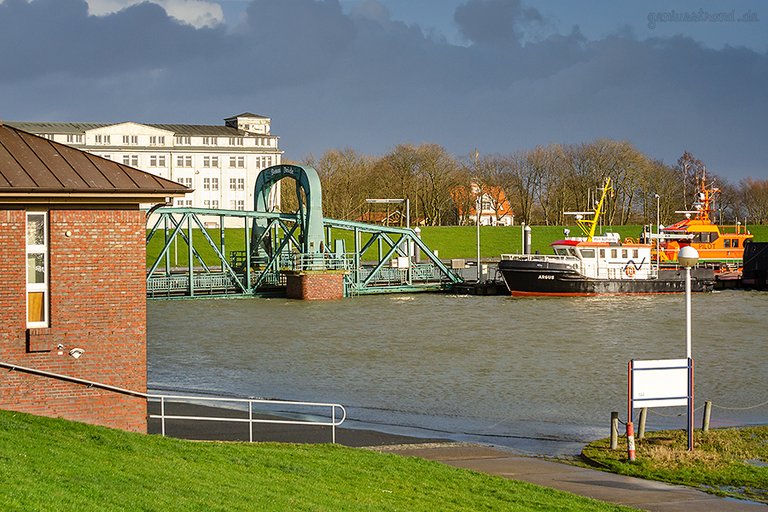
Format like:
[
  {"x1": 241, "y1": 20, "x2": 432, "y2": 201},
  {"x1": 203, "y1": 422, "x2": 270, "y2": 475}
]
[
  {"x1": 0, "y1": 410, "x2": 633, "y2": 511},
  {"x1": 146, "y1": 224, "x2": 768, "y2": 265}
]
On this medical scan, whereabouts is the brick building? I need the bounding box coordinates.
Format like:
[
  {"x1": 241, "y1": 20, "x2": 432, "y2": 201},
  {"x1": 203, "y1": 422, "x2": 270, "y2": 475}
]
[{"x1": 0, "y1": 122, "x2": 189, "y2": 432}]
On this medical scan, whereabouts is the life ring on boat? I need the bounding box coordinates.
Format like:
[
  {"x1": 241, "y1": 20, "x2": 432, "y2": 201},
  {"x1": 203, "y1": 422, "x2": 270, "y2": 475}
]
[{"x1": 624, "y1": 265, "x2": 636, "y2": 278}]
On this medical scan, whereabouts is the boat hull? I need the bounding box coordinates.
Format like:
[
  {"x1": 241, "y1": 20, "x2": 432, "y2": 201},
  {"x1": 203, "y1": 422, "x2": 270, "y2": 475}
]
[{"x1": 498, "y1": 259, "x2": 715, "y2": 296}]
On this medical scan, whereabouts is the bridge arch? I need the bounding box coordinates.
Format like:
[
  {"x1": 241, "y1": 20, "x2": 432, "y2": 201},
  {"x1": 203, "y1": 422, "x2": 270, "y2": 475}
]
[{"x1": 252, "y1": 164, "x2": 325, "y2": 255}]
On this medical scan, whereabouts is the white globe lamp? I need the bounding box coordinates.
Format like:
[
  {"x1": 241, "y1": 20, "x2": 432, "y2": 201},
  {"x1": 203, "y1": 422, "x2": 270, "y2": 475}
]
[{"x1": 678, "y1": 245, "x2": 699, "y2": 268}]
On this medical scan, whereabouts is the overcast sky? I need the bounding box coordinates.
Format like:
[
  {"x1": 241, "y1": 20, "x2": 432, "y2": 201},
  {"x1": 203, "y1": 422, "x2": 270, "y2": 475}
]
[{"x1": 1, "y1": 0, "x2": 766, "y2": 181}]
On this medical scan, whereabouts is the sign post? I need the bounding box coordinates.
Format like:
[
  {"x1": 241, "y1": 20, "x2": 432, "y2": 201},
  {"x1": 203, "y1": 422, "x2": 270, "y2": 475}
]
[{"x1": 628, "y1": 358, "x2": 694, "y2": 457}]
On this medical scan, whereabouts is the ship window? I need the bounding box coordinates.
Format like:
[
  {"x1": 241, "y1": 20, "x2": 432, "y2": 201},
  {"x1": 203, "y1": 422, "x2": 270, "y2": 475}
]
[
  {"x1": 621, "y1": 250, "x2": 628, "y2": 258},
  {"x1": 580, "y1": 249, "x2": 595, "y2": 259},
  {"x1": 599, "y1": 249, "x2": 606, "y2": 258},
  {"x1": 733, "y1": 239, "x2": 739, "y2": 248},
  {"x1": 725, "y1": 239, "x2": 731, "y2": 248},
  {"x1": 633, "y1": 249, "x2": 639, "y2": 259},
  {"x1": 709, "y1": 232, "x2": 719, "y2": 243},
  {"x1": 611, "y1": 249, "x2": 617, "y2": 258}
]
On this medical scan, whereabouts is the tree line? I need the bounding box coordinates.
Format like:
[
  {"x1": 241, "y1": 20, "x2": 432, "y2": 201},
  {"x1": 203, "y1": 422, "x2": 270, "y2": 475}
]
[{"x1": 281, "y1": 140, "x2": 768, "y2": 226}]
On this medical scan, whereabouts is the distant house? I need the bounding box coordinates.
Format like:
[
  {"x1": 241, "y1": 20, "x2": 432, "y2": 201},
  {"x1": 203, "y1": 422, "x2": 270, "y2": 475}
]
[
  {"x1": 451, "y1": 183, "x2": 515, "y2": 226},
  {"x1": 0, "y1": 122, "x2": 189, "y2": 432}
]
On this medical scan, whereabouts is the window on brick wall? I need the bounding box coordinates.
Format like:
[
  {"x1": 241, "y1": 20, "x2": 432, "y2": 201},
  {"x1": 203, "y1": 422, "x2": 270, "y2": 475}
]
[{"x1": 26, "y1": 212, "x2": 48, "y2": 328}]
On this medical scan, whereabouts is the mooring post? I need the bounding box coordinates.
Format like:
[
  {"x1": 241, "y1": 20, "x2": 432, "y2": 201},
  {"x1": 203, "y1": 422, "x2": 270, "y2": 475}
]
[
  {"x1": 610, "y1": 411, "x2": 619, "y2": 450},
  {"x1": 638, "y1": 407, "x2": 647, "y2": 440},
  {"x1": 702, "y1": 400, "x2": 712, "y2": 433}
]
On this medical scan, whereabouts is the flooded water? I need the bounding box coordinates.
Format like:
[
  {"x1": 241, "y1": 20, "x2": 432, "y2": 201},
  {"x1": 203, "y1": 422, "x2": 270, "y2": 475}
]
[{"x1": 147, "y1": 290, "x2": 768, "y2": 456}]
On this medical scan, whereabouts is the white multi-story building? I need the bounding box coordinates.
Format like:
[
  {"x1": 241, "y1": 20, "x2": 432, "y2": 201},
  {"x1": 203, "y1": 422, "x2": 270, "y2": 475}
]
[{"x1": 8, "y1": 112, "x2": 282, "y2": 226}]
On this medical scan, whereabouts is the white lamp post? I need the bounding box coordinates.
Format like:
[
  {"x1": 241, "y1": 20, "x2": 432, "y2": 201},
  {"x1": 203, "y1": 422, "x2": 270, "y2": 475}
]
[
  {"x1": 678, "y1": 244, "x2": 699, "y2": 451},
  {"x1": 476, "y1": 194, "x2": 481, "y2": 282},
  {"x1": 655, "y1": 194, "x2": 660, "y2": 268},
  {"x1": 678, "y1": 246, "x2": 699, "y2": 359}
]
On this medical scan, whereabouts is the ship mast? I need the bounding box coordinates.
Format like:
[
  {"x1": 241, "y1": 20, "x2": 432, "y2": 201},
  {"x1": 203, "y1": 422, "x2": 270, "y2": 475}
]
[{"x1": 565, "y1": 178, "x2": 612, "y2": 242}]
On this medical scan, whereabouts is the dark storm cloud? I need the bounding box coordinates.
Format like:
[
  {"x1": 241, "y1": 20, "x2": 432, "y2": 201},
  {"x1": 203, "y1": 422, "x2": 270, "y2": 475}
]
[
  {"x1": 0, "y1": 0, "x2": 766, "y2": 179},
  {"x1": 454, "y1": 0, "x2": 544, "y2": 45},
  {"x1": 0, "y1": 0, "x2": 228, "y2": 82}
]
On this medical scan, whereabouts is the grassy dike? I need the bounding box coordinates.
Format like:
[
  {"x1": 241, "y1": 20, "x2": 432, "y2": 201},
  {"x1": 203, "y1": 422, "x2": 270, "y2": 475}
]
[
  {"x1": 146, "y1": 224, "x2": 650, "y2": 266},
  {"x1": 582, "y1": 426, "x2": 768, "y2": 504},
  {"x1": 147, "y1": 224, "x2": 768, "y2": 266},
  {"x1": 0, "y1": 410, "x2": 637, "y2": 512}
]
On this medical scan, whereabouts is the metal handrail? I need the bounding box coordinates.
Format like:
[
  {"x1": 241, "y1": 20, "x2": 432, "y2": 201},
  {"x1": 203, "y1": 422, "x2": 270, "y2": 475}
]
[
  {"x1": 149, "y1": 394, "x2": 347, "y2": 444},
  {"x1": 0, "y1": 361, "x2": 346, "y2": 443}
]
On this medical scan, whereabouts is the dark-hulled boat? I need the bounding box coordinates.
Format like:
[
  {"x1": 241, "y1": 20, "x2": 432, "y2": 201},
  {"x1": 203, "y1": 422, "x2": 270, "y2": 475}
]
[{"x1": 498, "y1": 179, "x2": 716, "y2": 297}]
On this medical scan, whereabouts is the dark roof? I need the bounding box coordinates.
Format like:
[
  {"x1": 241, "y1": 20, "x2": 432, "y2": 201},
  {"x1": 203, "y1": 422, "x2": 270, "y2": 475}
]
[
  {"x1": 225, "y1": 112, "x2": 269, "y2": 120},
  {"x1": 4, "y1": 120, "x2": 267, "y2": 137},
  {"x1": 7, "y1": 112, "x2": 274, "y2": 138},
  {"x1": 0, "y1": 122, "x2": 191, "y2": 200}
]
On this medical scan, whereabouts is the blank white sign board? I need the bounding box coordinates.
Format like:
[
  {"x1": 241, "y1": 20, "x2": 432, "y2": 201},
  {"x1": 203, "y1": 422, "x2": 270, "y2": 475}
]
[{"x1": 631, "y1": 358, "x2": 689, "y2": 409}]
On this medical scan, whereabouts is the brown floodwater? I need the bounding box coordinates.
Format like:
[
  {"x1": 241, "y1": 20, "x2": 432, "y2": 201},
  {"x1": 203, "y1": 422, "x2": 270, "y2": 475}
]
[{"x1": 148, "y1": 290, "x2": 768, "y2": 456}]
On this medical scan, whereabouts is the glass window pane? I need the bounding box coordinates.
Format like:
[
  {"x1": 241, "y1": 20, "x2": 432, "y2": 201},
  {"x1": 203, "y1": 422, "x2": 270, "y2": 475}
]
[
  {"x1": 27, "y1": 253, "x2": 45, "y2": 284},
  {"x1": 27, "y1": 292, "x2": 45, "y2": 323},
  {"x1": 26, "y1": 214, "x2": 45, "y2": 245}
]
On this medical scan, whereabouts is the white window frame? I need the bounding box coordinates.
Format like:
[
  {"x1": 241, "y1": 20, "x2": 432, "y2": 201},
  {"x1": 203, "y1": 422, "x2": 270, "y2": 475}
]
[
  {"x1": 211, "y1": 177, "x2": 219, "y2": 191},
  {"x1": 122, "y1": 154, "x2": 139, "y2": 166},
  {"x1": 237, "y1": 178, "x2": 245, "y2": 191},
  {"x1": 26, "y1": 212, "x2": 49, "y2": 328}
]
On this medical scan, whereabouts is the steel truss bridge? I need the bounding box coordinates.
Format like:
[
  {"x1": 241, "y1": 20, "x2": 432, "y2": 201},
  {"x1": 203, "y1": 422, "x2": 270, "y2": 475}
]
[{"x1": 146, "y1": 207, "x2": 462, "y2": 298}]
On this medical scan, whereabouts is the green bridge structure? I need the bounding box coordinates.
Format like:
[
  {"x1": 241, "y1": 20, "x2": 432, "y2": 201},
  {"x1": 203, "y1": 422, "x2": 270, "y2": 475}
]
[{"x1": 146, "y1": 164, "x2": 463, "y2": 298}]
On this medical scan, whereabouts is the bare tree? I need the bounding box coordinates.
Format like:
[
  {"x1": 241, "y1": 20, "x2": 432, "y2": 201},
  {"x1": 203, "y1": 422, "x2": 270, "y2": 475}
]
[{"x1": 741, "y1": 178, "x2": 768, "y2": 224}]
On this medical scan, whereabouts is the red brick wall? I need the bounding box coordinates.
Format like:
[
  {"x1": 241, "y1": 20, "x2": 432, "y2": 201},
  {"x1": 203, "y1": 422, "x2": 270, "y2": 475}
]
[
  {"x1": 286, "y1": 271, "x2": 345, "y2": 300},
  {"x1": 0, "y1": 208, "x2": 147, "y2": 432}
]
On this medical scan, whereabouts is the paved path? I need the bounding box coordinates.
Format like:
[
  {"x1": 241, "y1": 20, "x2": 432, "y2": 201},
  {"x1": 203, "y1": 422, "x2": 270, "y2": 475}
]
[
  {"x1": 149, "y1": 402, "x2": 765, "y2": 511},
  {"x1": 382, "y1": 444, "x2": 766, "y2": 512}
]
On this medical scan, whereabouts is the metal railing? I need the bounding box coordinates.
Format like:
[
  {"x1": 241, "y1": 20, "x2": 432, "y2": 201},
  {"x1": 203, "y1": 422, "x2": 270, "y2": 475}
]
[
  {"x1": 149, "y1": 394, "x2": 346, "y2": 444},
  {"x1": 0, "y1": 361, "x2": 346, "y2": 443}
]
